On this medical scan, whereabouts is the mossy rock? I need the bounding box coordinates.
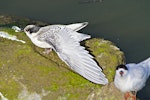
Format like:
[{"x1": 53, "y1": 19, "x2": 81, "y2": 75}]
[
  {"x1": 85, "y1": 38, "x2": 125, "y2": 82},
  {"x1": 87, "y1": 82, "x2": 124, "y2": 100},
  {"x1": 0, "y1": 15, "x2": 125, "y2": 100}
]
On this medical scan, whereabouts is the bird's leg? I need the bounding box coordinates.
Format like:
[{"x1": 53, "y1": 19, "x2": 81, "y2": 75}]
[
  {"x1": 131, "y1": 95, "x2": 136, "y2": 100},
  {"x1": 124, "y1": 91, "x2": 137, "y2": 100},
  {"x1": 43, "y1": 48, "x2": 52, "y2": 54},
  {"x1": 124, "y1": 92, "x2": 130, "y2": 100},
  {"x1": 131, "y1": 91, "x2": 137, "y2": 100}
]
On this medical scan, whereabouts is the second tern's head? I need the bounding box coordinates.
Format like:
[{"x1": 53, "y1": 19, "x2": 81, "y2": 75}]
[{"x1": 116, "y1": 64, "x2": 128, "y2": 77}]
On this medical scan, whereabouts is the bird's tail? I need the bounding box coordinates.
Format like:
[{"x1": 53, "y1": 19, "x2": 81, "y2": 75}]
[
  {"x1": 140, "y1": 57, "x2": 150, "y2": 74},
  {"x1": 66, "y1": 22, "x2": 88, "y2": 31}
]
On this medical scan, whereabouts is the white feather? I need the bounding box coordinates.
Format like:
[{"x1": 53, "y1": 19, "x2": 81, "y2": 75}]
[{"x1": 114, "y1": 58, "x2": 150, "y2": 93}]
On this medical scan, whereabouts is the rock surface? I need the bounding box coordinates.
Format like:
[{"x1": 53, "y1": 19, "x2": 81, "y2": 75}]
[
  {"x1": 87, "y1": 82, "x2": 124, "y2": 100},
  {"x1": 0, "y1": 15, "x2": 125, "y2": 100}
]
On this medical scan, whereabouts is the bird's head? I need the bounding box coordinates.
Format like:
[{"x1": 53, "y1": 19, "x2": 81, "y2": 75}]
[
  {"x1": 24, "y1": 25, "x2": 41, "y2": 38},
  {"x1": 115, "y1": 64, "x2": 128, "y2": 78}
]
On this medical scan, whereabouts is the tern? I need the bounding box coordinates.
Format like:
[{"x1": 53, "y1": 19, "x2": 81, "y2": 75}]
[
  {"x1": 114, "y1": 57, "x2": 150, "y2": 100},
  {"x1": 24, "y1": 22, "x2": 108, "y2": 85}
]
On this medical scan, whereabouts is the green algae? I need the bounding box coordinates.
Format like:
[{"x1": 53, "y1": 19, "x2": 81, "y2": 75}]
[{"x1": 0, "y1": 78, "x2": 20, "y2": 99}]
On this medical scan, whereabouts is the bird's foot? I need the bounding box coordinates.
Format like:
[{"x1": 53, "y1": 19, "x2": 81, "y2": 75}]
[
  {"x1": 131, "y1": 91, "x2": 137, "y2": 100},
  {"x1": 124, "y1": 92, "x2": 137, "y2": 100},
  {"x1": 43, "y1": 48, "x2": 52, "y2": 54},
  {"x1": 131, "y1": 95, "x2": 136, "y2": 100},
  {"x1": 124, "y1": 92, "x2": 130, "y2": 100}
]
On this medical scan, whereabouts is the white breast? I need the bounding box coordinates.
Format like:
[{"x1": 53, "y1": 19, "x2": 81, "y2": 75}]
[
  {"x1": 114, "y1": 75, "x2": 134, "y2": 92},
  {"x1": 30, "y1": 37, "x2": 52, "y2": 48}
]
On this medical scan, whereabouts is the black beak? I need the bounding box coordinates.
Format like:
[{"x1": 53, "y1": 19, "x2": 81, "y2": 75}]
[{"x1": 119, "y1": 71, "x2": 124, "y2": 76}]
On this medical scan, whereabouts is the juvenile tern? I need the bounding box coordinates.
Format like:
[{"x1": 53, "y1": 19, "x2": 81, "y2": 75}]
[
  {"x1": 24, "y1": 22, "x2": 108, "y2": 85},
  {"x1": 114, "y1": 57, "x2": 150, "y2": 100}
]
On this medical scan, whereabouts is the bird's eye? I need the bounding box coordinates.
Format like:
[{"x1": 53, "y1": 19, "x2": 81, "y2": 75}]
[
  {"x1": 26, "y1": 29, "x2": 29, "y2": 32},
  {"x1": 26, "y1": 29, "x2": 32, "y2": 34}
]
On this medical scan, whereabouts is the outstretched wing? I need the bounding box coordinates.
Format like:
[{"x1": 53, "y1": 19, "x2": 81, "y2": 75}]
[{"x1": 43, "y1": 27, "x2": 108, "y2": 85}]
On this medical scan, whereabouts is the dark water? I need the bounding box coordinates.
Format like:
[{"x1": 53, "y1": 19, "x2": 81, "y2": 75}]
[{"x1": 0, "y1": 0, "x2": 150, "y2": 99}]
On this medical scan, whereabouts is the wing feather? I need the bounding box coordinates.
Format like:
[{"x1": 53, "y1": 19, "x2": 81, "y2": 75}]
[{"x1": 43, "y1": 26, "x2": 108, "y2": 84}]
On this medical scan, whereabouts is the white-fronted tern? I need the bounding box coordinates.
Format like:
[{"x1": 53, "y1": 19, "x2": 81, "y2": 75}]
[{"x1": 114, "y1": 57, "x2": 150, "y2": 100}]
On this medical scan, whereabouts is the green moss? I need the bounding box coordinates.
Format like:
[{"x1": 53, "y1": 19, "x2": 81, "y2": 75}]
[
  {"x1": 15, "y1": 45, "x2": 31, "y2": 55},
  {"x1": 0, "y1": 78, "x2": 20, "y2": 99},
  {"x1": 57, "y1": 92, "x2": 84, "y2": 100},
  {"x1": 37, "y1": 65, "x2": 59, "y2": 75},
  {"x1": 50, "y1": 83, "x2": 59, "y2": 91}
]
